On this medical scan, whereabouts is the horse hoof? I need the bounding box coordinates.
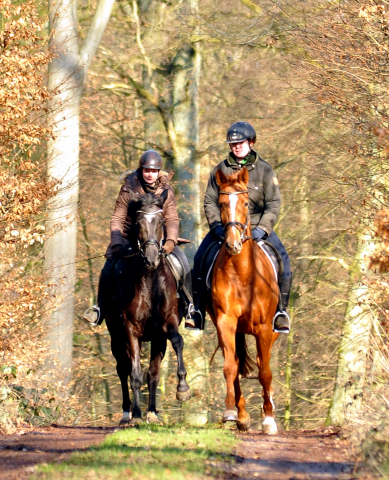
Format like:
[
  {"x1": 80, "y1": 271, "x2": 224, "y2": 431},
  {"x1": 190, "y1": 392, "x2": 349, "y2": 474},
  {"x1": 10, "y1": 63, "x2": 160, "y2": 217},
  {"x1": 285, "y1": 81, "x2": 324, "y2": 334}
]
[
  {"x1": 146, "y1": 411, "x2": 160, "y2": 424},
  {"x1": 119, "y1": 412, "x2": 131, "y2": 426},
  {"x1": 237, "y1": 416, "x2": 251, "y2": 432},
  {"x1": 176, "y1": 387, "x2": 191, "y2": 402},
  {"x1": 262, "y1": 416, "x2": 278, "y2": 435},
  {"x1": 130, "y1": 416, "x2": 143, "y2": 425},
  {"x1": 222, "y1": 409, "x2": 238, "y2": 423}
]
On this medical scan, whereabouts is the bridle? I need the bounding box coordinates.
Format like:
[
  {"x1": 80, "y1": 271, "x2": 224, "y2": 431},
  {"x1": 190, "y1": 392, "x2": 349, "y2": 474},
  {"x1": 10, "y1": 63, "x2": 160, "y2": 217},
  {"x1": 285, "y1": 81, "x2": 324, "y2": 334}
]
[
  {"x1": 136, "y1": 208, "x2": 165, "y2": 258},
  {"x1": 219, "y1": 189, "x2": 252, "y2": 243}
]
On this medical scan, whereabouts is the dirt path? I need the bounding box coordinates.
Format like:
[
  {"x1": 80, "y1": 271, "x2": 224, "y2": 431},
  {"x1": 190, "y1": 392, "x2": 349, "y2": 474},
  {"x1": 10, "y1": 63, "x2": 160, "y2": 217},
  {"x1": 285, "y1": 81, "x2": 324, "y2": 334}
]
[
  {"x1": 0, "y1": 425, "x2": 364, "y2": 480},
  {"x1": 221, "y1": 427, "x2": 363, "y2": 480},
  {"x1": 0, "y1": 425, "x2": 116, "y2": 480}
]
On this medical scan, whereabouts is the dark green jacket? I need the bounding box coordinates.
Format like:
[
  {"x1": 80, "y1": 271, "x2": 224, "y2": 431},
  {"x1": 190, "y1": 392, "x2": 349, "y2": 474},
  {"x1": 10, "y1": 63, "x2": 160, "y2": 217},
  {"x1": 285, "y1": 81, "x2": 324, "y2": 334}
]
[{"x1": 204, "y1": 150, "x2": 281, "y2": 235}]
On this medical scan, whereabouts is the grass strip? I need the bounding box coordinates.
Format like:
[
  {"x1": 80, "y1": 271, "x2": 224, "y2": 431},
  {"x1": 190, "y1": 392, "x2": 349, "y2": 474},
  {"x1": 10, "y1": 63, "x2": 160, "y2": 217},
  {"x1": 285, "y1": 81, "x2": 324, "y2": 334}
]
[{"x1": 34, "y1": 424, "x2": 236, "y2": 479}]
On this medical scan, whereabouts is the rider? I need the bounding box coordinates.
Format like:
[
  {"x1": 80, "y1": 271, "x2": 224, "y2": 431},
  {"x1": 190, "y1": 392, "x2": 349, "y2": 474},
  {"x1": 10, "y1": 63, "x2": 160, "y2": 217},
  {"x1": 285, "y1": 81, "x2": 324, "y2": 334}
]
[
  {"x1": 83, "y1": 150, "x2": 193, "y2": 326},
  {"x1": 185, "y1": 122, "x2": 292, "y2": 333}
]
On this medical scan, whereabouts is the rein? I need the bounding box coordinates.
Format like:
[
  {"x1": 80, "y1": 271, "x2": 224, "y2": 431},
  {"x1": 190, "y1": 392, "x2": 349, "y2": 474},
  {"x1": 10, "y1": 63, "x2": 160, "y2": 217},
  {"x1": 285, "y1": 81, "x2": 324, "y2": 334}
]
[{"x1": 219, "y1": 189, "x2": 252, "y2": 243}]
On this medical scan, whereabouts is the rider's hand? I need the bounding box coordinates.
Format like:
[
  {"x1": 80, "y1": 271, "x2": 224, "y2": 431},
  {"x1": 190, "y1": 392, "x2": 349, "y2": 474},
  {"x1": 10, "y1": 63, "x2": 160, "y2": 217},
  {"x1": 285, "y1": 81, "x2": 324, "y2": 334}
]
[
  {"x1": 111, "y1": 244, "x2": 123, "y2": 256},
  {"x1": 213, "y1": 225, "x2": 225, "y2": 239},
  {"x1": 252, "y1": 227, "x2": 267, "y2": 242},
  {"x1": 163, "y1": 239, "x2": 175, "y2": 254}
]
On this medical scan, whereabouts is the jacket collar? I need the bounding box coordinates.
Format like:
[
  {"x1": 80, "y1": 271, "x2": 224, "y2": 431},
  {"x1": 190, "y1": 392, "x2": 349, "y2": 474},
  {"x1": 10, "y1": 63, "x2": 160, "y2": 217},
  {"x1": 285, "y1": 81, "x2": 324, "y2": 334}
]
[{"x1": 226, "y1": 149, "x2": 258, "y2": 170}]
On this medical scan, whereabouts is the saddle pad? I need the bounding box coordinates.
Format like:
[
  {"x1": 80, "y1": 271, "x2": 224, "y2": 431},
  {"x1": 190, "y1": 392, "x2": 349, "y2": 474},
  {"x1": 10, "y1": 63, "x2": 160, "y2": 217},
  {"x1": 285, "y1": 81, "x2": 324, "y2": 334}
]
[{"x1": 204, "y1": 240, "x2": 282, "y2": 290}]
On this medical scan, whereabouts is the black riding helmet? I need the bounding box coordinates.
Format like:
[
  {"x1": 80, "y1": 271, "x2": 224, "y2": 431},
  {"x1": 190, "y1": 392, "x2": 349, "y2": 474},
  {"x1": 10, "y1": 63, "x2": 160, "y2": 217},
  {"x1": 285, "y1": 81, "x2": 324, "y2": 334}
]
[
  {"x1": 226, "y1": 122, "x2": 256, "y2": 144},
  {"x1": 139, "y1": 150, "x2": 163, "y2": 170}
]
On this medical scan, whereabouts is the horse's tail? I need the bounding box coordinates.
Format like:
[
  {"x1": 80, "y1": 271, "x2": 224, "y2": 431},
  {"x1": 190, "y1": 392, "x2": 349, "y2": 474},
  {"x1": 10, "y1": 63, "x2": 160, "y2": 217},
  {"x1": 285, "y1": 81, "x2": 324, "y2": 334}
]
[{"x1": 236, "y1": 332, "x2": 256, "y2": 378}]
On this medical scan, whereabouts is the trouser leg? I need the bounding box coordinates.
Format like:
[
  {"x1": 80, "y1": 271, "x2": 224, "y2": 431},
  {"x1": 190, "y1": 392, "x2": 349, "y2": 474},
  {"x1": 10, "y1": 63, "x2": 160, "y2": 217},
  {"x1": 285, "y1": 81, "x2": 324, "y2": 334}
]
[
  {"x1": 172, "y1": 246, "x2": 194, "y2": 317},
  {"x1": 265, "y1": 232, "x2": 292, "y2": 333},
  {"x1": 186, "y1": 230, "x2": 218, "y2": 330},
  {"x1": 83, "y1": 258, "x2": 115, "y2": 325}
]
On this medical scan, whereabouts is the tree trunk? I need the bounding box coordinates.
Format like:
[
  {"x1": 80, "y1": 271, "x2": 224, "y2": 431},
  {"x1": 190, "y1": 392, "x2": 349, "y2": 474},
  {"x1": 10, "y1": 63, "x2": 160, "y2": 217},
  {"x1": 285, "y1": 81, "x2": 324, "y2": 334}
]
[
  {"x1": 326, "y1": 229, "x2": 375, "y2": 425},
  {"x1": 43, "y1": 0, "x2": 115, "y2": 384}
]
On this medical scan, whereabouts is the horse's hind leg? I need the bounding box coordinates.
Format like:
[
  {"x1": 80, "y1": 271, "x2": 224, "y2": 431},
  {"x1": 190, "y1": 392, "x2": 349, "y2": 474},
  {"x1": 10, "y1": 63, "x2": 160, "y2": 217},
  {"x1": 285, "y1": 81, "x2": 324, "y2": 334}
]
[
  {"x1": 168, "y1": 328, "x2": 191, "y2": 402},
  {"x1": 146, "y1": 336, "x2": 167, "y2": 423},
  {"x1": 256, "y1": 332, "x2": 278, "y2": 434},
  {"x1": 234, "y1": 376, "x2": 250, "y2": 432}
]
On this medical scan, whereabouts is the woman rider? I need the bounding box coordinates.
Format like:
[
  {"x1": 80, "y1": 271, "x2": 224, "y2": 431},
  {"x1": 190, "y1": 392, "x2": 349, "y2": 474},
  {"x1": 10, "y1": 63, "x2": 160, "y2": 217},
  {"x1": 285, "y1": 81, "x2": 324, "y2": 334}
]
[
  {"x1": 185, "y1": 122, "x2": 292, "y2": 333},
  {"x1": 83, "y1": 150, "x2": 193, "y2": 326}
]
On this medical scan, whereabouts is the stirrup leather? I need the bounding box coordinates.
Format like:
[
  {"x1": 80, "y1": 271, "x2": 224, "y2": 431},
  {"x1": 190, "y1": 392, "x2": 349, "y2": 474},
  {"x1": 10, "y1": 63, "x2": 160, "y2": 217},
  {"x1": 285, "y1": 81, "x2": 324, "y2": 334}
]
[{"x1": 272, "y1": 310, "x2": 290, "y2": 334}]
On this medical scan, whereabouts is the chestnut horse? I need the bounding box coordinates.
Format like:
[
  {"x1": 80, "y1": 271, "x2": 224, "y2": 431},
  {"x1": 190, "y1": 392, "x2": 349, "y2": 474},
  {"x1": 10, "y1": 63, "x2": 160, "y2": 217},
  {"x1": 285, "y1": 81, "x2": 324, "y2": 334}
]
[
  {"x1": 209, "y1": 168, "x2": 279, "y2": 433},
  {"x1": 105, "y1": 194, "x2": 191, "y2": 425}
]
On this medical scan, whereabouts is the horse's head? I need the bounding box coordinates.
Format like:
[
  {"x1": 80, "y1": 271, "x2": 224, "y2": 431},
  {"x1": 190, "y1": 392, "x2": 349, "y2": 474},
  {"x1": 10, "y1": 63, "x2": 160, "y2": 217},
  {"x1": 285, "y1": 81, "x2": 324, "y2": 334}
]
[
  {"x1": 135, "y1": 194, "x2": 164, "y2": 270},
  {"x1": 216, "y1": 168, "x2": 251, "y2": 255}
]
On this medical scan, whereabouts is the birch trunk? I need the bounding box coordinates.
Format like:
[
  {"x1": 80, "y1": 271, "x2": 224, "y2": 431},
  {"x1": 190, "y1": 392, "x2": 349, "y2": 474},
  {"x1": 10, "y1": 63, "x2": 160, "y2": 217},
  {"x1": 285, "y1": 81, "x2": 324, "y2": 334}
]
[
  {"x1": 43, "y1": 0, "x2": 115, "y2": 383},
  {"x1": 326, "y1": 229, "x2": 375, "y2": 425}
]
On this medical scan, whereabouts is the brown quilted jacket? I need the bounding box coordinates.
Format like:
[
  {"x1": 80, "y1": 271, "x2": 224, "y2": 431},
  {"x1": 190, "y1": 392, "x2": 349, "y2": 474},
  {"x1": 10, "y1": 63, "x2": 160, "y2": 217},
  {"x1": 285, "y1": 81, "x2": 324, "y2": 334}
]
[{"x1": 105, "y1": 169, "x2": 179, "y2": 257}]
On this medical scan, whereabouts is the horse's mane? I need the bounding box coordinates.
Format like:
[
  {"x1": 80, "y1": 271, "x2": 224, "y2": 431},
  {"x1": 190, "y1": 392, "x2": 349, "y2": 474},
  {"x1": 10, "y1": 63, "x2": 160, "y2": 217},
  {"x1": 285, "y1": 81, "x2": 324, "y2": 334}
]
[
  {"x1": 218, "y1": 169, "x2": 247, "y2": 190},
  {"x1": 136, "y1": 194, "x2": 163, "y2": 210}
]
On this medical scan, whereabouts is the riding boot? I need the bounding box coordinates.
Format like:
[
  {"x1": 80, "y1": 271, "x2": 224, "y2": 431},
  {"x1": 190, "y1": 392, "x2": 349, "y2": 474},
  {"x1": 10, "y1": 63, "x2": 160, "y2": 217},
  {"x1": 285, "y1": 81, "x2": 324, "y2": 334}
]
[
  {"x1": 273, "y1": 274, "x2": 292, "y2": 334},
  {"x1": 82, "y1": 258, "x2": 115, "y2": 326},
  {"x1": 184, "y1": 274, "x2": 205, "y2": 331}
]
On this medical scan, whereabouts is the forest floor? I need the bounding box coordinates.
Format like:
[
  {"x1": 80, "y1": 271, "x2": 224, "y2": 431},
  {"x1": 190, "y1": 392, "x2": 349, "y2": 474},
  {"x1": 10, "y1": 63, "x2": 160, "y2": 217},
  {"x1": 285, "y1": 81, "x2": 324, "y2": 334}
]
[{"x1": 0, "y1": 424, "x2": 367, "y2": 479}]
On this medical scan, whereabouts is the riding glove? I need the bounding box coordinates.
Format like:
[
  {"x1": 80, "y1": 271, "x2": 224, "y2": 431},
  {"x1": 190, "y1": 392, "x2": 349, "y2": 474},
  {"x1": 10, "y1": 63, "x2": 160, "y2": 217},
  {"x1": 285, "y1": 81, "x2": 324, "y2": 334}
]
[
  {"x1": 252, "y1": 227, "x2": 267, "y2": 242},
  {"x1": 163, "y1": 239, "x2": 175, "y2": 254},
  {"x1": 213, "y1": 225, "x2": 225, "y2": 239}
]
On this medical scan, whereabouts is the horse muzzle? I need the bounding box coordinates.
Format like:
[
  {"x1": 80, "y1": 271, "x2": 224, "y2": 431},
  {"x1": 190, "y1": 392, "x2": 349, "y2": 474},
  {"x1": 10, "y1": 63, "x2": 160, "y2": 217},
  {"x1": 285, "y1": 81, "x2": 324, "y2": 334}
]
[{"x1": 225, "y1": 241, "x2": 242, "y2": 255}]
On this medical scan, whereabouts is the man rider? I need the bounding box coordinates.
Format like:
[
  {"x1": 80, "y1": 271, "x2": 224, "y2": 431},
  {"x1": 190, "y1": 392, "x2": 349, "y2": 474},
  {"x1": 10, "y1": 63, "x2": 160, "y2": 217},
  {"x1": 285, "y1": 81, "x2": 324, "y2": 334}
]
[
  {"x1": 185, "y1": 122, "x2": 292, "y2": 333},
  {"x1": 83, "y1": 150, "x2": 193, "y2": 326}
]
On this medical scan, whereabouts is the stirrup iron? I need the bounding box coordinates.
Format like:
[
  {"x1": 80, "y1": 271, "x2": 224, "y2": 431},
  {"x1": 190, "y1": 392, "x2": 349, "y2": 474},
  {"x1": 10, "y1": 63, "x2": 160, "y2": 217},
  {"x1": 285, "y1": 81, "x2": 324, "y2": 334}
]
[
  {"x1": 272, "y1": 310, "x2": 290, "y2": 334},
  {"x1": 83, "y1": 305, "x2": 101, "y2": 326}
]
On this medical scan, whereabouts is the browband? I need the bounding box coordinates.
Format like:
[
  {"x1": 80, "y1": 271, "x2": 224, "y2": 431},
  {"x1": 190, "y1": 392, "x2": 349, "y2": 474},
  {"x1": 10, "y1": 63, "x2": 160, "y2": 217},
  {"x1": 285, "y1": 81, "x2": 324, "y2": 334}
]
[
  {"x1": 219, "y1": 190, "x2": 248, "y2": 195},
  {"x1": 136, "y1": 209, "x2": 163, "y2": 215}
]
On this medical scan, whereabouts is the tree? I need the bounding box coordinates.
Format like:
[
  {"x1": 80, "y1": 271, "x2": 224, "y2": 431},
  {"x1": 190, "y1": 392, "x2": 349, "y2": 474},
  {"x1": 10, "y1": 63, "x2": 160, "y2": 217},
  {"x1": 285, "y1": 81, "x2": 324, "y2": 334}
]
[{"x1": 43, "y1": 0, "x2": 115, "y2": 383}]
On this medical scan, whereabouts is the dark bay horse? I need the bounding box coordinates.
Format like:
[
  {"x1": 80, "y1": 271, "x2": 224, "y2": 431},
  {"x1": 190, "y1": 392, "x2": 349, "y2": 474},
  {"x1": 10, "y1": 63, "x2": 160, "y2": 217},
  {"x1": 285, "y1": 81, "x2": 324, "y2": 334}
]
[
  {"x1": 209, "y1": 168, "x2": 279, "y2": 433},
  {"x1": 105, "y1": 194, "x2": 191, "y2": 425}
]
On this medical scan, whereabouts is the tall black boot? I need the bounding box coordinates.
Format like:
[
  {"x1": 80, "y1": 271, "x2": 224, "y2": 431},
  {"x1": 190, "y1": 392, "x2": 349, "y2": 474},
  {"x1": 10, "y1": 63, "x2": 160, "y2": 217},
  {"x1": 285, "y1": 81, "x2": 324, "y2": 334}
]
[
  {"x1": 273, "y1": 273, "x2": 292, "y2": 334},
  {"x1": 184, "y1": 272, "x2": 205, "y2": 331}
]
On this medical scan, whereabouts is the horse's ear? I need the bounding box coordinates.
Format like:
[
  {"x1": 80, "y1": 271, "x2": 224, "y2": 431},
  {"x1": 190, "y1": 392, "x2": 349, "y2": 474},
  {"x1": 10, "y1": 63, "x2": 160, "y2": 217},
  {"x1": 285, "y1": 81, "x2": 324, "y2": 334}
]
[
  {"x1": 215, "y1": 169, "x2": 227, "y2": 187},
  {"x1": 238, "y1": 167, "x2": 249, "y2": 186}
]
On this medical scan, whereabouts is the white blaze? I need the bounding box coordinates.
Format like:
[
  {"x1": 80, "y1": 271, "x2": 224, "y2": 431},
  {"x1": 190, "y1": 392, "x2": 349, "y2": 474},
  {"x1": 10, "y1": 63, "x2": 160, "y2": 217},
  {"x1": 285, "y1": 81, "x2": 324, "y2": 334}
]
[{"x1": 229, "y1": 194, "x2": 238, "y2": 222}]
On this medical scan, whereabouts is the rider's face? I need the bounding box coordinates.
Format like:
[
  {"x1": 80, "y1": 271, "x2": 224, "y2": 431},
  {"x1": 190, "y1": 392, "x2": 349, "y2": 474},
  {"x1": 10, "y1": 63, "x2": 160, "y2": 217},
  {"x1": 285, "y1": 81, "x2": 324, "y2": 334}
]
[
  {"x1": 229, "y1": 140, "x2": 254, "y2": 159},
  {"x1": 142, "y1": 168, "x2": 159, "y2": 184}
]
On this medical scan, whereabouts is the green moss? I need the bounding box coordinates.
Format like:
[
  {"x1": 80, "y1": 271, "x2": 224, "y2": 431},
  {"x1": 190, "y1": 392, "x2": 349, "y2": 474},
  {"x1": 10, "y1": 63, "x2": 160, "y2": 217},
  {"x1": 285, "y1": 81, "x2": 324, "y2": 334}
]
[{"x1": 34, "y1": 424, "x2": 236, "y2": 479}]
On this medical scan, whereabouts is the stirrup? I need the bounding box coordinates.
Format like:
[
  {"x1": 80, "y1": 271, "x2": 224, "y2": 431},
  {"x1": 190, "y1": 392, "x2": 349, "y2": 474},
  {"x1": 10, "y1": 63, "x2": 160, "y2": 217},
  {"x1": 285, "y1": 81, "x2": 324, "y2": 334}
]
[
  {"x1": 185, "y1": 304, "x2": 203, "y2": 330},
  {"x1": 82, "y1": 305, "x2": 101, "y2": 326},
  {"x1": 272, "y1": 310, "x2": 290, "y2": 334}
]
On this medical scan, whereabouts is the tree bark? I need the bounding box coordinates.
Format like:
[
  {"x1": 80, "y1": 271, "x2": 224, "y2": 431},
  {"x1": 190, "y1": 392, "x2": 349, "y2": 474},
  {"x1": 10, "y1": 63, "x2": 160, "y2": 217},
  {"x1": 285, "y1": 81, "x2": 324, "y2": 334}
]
[
  {"x1": 326, "y1": 229, "x2": 375, "y2": 425},
  {"x1": 43, "y1": 0, "x2": 115, "y2": 384}
]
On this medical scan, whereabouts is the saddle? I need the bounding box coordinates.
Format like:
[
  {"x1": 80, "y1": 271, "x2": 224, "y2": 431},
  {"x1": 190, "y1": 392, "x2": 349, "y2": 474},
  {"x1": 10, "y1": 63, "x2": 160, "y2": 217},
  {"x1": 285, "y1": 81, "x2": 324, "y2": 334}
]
[{"x1": 165, "y1": 250, "x2": 193, "y2": 304}]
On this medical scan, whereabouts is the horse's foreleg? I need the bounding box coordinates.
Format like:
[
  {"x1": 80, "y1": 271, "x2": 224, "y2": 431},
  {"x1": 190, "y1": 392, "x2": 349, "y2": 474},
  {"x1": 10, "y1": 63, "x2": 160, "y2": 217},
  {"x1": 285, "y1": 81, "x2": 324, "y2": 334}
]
[
  {"x1": 168, "y1": 329, "x2": 191, "y2": 402},
  {"x1": 128, "y1": 333, "x2": 143, "y2": 423},
  {"x1": 217, "y1": 317, "x2": 239, "y2": 423},
  {"x1": 146, "y1": 336, "x2": 167, "y2": 423},
  {"x1": 256, "y1": 332, "x2": 277, "y2": 434},
  {"x1": 111, "y1": 341, "x2": 131, "y2": 426}
]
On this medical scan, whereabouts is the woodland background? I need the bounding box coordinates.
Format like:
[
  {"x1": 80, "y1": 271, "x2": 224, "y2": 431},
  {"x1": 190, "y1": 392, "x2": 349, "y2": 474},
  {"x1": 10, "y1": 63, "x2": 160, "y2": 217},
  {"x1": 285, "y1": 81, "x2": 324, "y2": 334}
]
[{"x1": 1, "y1": 0, "x2": 389, "y2": 476}]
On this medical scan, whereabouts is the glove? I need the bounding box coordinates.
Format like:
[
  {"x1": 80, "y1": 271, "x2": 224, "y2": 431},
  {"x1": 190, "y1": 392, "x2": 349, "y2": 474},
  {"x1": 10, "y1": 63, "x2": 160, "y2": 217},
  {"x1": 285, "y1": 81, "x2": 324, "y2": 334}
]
[
  {"x1": 106, "y1": 244, "x2": 123, "y2": 260},
  {"x1": 163, "y1": 239, "x2": 175, "y2": 254},
  {"x1": 252, "y1": 227, "x2": 267, "y2": 242},
  {"x1": 213, "y1": 225, "x2": 225, "y2": 239}
]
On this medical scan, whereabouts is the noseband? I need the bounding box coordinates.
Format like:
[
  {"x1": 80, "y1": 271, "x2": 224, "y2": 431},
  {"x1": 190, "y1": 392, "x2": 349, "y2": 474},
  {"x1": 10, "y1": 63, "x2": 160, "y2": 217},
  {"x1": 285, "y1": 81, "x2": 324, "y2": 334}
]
[
  {"x1": 219, "y1": 190, "x2": 252, "y2": 243},
  {"x1": 136, "y1": 209, "x2": 164, "y2": 258}
]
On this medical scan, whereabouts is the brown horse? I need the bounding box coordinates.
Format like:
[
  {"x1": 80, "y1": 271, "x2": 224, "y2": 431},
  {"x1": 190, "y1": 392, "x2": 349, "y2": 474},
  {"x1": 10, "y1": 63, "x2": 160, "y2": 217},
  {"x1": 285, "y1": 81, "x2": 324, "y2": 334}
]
[
  {"x1": 209, "y1": 168, "x2": 279, "y2": 433},
  {"x1": 105, "y1": 194, "x2": 191, "y2": 425}
]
